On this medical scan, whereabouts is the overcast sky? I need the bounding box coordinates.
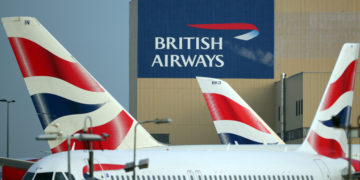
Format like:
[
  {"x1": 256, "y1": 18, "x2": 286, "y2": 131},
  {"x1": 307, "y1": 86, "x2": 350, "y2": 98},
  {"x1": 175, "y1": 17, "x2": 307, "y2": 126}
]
[{"x1": 0, "y1": 0, "x2": 130, "y2": 159}]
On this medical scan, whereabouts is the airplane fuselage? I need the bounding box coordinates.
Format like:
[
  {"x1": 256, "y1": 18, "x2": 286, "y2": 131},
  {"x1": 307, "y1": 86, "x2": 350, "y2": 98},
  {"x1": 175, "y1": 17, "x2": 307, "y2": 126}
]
[{"x1": 25, "y1": 147, "x2": 348, "y2": 180}]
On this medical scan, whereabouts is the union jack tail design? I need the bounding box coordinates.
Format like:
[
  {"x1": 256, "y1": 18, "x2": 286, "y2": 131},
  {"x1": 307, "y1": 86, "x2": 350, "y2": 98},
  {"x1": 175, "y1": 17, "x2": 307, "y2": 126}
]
[
  {"x1": 196, "y1": 77, "x2": 284, "y2": 145},
  {"x1": 299, "y1": 43, "x2": 359, "y2": 159},
  {"x1": 1, "y1": 17, "x2": 162, "y2": 153}
]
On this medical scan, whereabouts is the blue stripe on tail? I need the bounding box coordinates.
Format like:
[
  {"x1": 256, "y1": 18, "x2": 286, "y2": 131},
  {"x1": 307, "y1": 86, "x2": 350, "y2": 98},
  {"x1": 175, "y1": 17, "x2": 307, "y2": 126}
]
[
  {"x1": 31, "y1": 93, "x2": 104, "y2": 129},
  {"x1": 320, "y1": 106, "x2": 351, "y2": 128}
]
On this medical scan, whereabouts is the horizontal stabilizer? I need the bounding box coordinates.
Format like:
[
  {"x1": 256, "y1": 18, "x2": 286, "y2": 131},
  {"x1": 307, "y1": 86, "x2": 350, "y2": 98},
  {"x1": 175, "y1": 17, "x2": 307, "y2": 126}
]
[{"x1": 0, "y1": 157, "x2": 34, "y2": 170}]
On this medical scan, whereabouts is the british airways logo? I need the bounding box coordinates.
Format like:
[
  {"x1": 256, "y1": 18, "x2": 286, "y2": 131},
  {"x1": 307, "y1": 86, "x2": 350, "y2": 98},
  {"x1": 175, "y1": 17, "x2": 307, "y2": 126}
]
[
  {"x1": 151, "y1": 23, "x2": 259, "y2": 68},
  {"x1": 138, "y1": 0, "x2": 274, "y2": 78}
]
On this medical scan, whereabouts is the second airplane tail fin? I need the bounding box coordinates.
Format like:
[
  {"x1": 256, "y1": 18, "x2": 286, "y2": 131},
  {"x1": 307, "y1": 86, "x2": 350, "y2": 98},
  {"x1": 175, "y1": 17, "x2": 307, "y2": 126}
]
[
  {"x1": 197, "y1": 77, "x2": 284, "y2": 145},
  {"x1": 1, "y1": 16, "x2": 162, "y2": 153},
  {"x1": 299, "y1": 43, "x2": 359, "y2": 159}
]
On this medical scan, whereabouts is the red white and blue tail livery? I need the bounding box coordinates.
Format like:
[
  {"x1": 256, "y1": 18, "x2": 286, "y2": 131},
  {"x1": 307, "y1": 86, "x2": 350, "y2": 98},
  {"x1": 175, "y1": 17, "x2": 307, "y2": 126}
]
[
  {"x1": 299, "y1": 43, "x2": 359, "y2": 159},
  {"x1": 197, "y1": 77, "x2": 284, "y2": 145},
  {"x1": 1, "y1": 17, "x2": 162, "y2": 153}
]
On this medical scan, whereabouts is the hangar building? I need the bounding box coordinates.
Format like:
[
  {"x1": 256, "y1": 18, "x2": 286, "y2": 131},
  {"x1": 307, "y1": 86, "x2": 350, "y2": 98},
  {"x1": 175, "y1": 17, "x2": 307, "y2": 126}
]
[{"x1": 129, "y1": 0, "x2": 360, "y2": 144}]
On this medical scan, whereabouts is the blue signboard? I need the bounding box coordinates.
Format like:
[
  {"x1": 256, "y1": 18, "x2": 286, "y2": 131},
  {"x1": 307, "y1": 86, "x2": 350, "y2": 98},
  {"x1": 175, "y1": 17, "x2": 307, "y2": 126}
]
[{"x1": 138, "y1": 0, "x2": 274, "y2": 78}]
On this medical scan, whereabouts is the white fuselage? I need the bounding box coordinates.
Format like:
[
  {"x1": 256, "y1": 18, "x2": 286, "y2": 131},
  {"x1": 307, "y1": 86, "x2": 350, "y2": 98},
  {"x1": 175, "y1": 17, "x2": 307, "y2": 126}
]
[{"x1": 26, "y1": 145, "x2": 349, "y2": 180}]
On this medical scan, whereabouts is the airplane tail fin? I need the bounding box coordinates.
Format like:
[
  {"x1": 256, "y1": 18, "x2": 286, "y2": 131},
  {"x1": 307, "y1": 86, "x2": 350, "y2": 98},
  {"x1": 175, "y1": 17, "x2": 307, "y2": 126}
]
[
  {"x1": 299, "y1": 43, "x2": 359, "y2": 158},
  {"x1": 1, "y1": 16, "x2": 162, "y2": 153},
  {"x1": 196, "y1": 77, "x2": 284, "y2": 145}
]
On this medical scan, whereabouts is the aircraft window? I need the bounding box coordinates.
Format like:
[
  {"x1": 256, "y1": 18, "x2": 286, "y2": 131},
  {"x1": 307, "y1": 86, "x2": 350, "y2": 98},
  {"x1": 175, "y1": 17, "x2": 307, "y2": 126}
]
[
  {"x1": 23, "y1": 172, "x2": 35, "y2": 180},
  {"x1": 54, "y1": 172, "x2": 67, "y2": 180},
  {"x1": 34, "y1": 172, "x2": 53, "y2": 180}
]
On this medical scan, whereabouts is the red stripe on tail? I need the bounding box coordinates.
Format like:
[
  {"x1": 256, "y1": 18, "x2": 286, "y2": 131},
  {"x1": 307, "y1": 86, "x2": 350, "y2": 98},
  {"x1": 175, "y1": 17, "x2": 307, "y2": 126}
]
[
  {"x1": 321, "y1": 60, "x2": 358, "y2": 111},
  {"x1": 203, "y1": 93, "x2": 270, "y2": 134},
  {"x1": 51, "y1": 110, "x2": 133, "y2": 153},
  {"x1": 307, "y1": 130, "x2": 345, "y2": 159},
  {"x1": 8, "y1": 37, "x2": 104, "y2": 92}
]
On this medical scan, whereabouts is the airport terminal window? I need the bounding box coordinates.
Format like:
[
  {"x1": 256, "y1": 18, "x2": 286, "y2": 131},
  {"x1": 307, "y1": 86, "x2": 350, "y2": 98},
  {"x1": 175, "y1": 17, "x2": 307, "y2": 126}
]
[
  {"x1": 153, "y1": 175, "x2": 157, "y2": 180},
  {"x1": 183, "y1": 175, "x2": 187, "y2": 180},
  {"x1": 277, "y1": 175, "x2": 280, "y2": 180},
  {"x1": 229, "y1": 175, "x2": 232, "y2": 180}
]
